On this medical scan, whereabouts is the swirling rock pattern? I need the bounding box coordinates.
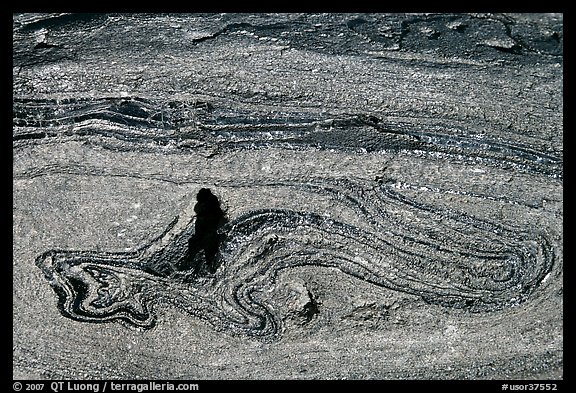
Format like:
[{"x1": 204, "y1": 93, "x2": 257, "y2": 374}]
[
  {"x1": 35, "y1": 177, "x2": 555, "y2": 340},
  {"x1": 14, "y1": 13, "x2": 562, "y2": 379}
]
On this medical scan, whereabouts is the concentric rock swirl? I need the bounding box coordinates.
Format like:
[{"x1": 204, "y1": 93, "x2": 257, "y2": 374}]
[{"x1": 28, "y1": 96, "x2": 557, "y2": 340}]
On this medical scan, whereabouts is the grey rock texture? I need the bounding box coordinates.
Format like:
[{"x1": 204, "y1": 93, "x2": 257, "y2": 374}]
[{"x1": 13, "y1": 13, "x2": 562, "y2": 379}]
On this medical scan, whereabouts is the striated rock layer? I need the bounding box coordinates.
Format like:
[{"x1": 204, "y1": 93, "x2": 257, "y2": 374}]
[{"x1": 13, "y1": 13, "x2": 562, "y2": 379}]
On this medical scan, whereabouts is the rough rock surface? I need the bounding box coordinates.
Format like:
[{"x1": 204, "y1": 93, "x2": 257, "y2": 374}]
[{"x1": 13, "y1": 13, "x2": 563, "y2": 379}]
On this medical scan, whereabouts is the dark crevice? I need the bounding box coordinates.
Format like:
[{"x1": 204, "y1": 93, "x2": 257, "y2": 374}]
[
  {"x1": 177, "y1": 188, "x2": 228, "y2": 275},
  {"x1": 33, "y1": 42, "x2": 60, "y2": 50},
  {"x1": 299, "y1": 289, "x2": 320, "y2": 323},
  {"x1": 13, "y1": 132, "x2": 48, "y2": 141}
]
